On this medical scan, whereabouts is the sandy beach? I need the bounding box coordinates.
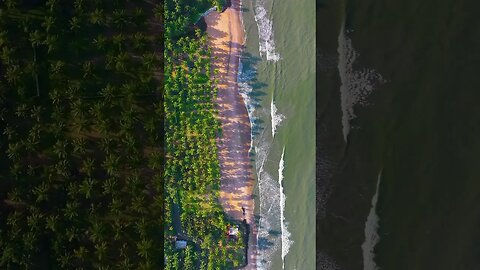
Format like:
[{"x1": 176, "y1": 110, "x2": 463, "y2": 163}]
[{"x1": 204, "y1": 1, "x2": 257, "y2": 269}]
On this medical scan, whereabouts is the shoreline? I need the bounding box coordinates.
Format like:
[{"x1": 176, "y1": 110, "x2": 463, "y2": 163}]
[{"x1": 204, "y1": 0, "x2": 258, "y2": 269}]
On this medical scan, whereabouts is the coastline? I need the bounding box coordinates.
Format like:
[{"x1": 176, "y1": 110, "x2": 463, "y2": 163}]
[{"x1": 204, "y1": 1, "x2": 258, "y2": 269}]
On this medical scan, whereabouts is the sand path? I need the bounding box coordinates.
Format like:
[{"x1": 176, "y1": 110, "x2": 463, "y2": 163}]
[{"x1": 205, "y1": 2, "x2": 257, "y2": 269}]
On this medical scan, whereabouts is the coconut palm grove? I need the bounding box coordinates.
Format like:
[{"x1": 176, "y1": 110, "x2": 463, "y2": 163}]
[
  {"x1": 0, "y1": 0, "x2": 245, "y2": 269},
  {"x1": 0, "y1": 0, "x2": 163, "y2": 268}
]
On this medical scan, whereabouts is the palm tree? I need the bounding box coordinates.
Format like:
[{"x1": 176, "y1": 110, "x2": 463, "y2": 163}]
[
  {"x1": 73, "y1": 0, "x2": 85, "y2": 14},
  {"x1": 82, "y1": 60, "x2": 93, "y2": 78},
  {"x1": 94, "y1": 241, "x2": 107, "y2": 261},
  {"x1": 112, "y1": 33, "x2": 125, "y2": 51},
  {"x1": 111, "y1": 9, "x2": 128, "y2": 29},
  {"x1": 100, "y1": 84, "x2": 115, "y2": 103},
  {"x1": 69, "y1": 16, "x2": 81, "y2": 31},
  {"x1": 117, "y1": 257, "x2": 133, "y2": 269},
  {"x1": 88, "y1": 220, "x2": 105, "y2": 244},
  {"x1": 53, "y1": 139, "x2": 68, "y2": 159},
  {"x1": 33, "y1": 182, "x2": 49, "y2": 202},
  {"x1": 93, "y1": 34, "x2": 107, "y2": 51},
  {"x1": 55, "y1": 159, "x2": 70, "y2": 177},
  {"x1": 6, "y1": 142, "x2": 20, "y2": 160},
  {"x1": 148, "y1": 150, "x2": 162, "y2": 170},
  {"x1": 45, "y1": 214, "x2": 58, "y2": 232},
  {"x1": 81, "y1": 158, "x2": 95, "y2": 177},
  {"x1": 30, "y1": 105, "x2": 42, "y2": 122},
  {"x1": 115, "y1": 52, "x2": 128, "y2": 72},
  {"x1": 73, "y1": 137, "x2": 87, "y2": 155},
  {"x1": 58, "y1": 251, "x2": 73, "y2": 268},
  {"x1": 5, "y1": 64, "x2": 21, "y2": 85},
  {"x1": 5, "y1": 0, "x2": 18, "y2": 9},
  {"x1": 0, "y1": 46, "x2": 14, "y2": 64},
  {"x1": 136, "y1": 238, "x2": 152, "y2": 259},
  {"x1": 3, "y1": 125, "x2": 16, "y2": 140},
  {"x1": 45, "y1": 34, "x2": 58, "y2": 53},
  {"x1": 46, "y1": 0, "x2": 59, "y2": 13},
  {"x1": 50, "y1": 60, "x2": 65, "y2": 76},
  {"x1": 89, "y1": 9, "x2": 105, "y2": 26},
  {"x1": 132, "y1": 32, "x2": 146, "y2": 51},
  {"x1": 29, "y1": 30, "x2": 43, "y2": 47},
  {"x1": 64, "y1": 200, "x2": 79, "y2": 221},
  {"x1": 131, "y1": 194, "x2": 146, "y2": 214},
  {"x1": 51, "y1": 120, "x2": 66, "y2": 139},
  {"x1": 42, "y1": 16, "x2": 55, "y2": 33},
  {"x1": 102, "y1": 176, "x2": 118, "y2": 195},
  {"x1": 79, "y1": 177, "x2": 95, "y2": 199}
]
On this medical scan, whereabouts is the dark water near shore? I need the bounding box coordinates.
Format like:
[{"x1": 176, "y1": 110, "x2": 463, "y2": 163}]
[{"x1": 317, "y1": 0, "x2": 480, "y2": 269}]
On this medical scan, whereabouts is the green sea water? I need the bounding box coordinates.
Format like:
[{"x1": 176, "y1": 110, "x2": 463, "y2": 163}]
[{"x1": 240, "y1": 0, "x2": 316, "y2": 268}]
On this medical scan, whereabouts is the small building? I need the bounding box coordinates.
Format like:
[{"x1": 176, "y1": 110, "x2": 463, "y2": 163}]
[
  {"x1": 228, "y1": 225, "x2": 239, "y2": 237},
  {"x1": 175, "y1": 240, "x2": 187, "y2": 249}
]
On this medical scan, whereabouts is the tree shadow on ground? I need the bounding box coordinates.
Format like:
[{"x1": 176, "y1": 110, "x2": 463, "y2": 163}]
[{"x1": 238, "y1": 51, "x2": 267, "y2": 139}]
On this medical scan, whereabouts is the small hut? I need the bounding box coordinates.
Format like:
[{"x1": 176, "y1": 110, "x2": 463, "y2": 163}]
[
  {"x1": 229, "y1": 226, "x2": 239, "y2": 236},
  {"x1": 175, "y1": 239, "x2": 187, "y2": 250}
]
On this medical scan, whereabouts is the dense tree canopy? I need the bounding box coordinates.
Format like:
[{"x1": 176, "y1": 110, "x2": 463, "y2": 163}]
[
  {"x1": 0, "y1": 1, "x2": 163, "y2": 268},
  {"x1": 164, "y1": 0, "x2": 246, "y2": 269}
]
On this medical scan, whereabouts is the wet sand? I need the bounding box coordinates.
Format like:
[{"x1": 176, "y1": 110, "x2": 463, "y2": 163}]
[{"x1": 205, "y1": 1, "x2": 257, "y2": 269}]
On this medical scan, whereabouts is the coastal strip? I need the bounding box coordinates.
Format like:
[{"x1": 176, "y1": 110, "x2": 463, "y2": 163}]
[{"x1": 204, "y1": 1, "x2": 258, "y2": 269}]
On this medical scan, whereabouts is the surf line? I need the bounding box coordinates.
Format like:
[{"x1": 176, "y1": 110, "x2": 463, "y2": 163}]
[
  {"x1": 253, "y1": 0, "x2": 280, "y2": 61},
  {"x1": 361, "y1": 169, "x2": 383, "y2": 270},
  {"x1": 271, "y1": 97, "x2": 285, "y2": 138},
  {"x1": 278, "y1": 147, "x2": 292, "y2": 269}
]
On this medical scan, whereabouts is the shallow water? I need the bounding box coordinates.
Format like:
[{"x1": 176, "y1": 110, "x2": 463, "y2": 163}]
[{"x1": 240, "y1": 0, "x2": 315, "y2": 268}]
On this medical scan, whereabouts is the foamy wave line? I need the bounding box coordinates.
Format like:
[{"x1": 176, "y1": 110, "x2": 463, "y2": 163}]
[
  {"x1": 337, "y1": 25, "x2": 385, "y2": 142},
  {"x1": 279, "y1": 147, "x2": 293, "y2": 269},
  {"x1": 253, "y1": 4, "x2": 280, "y2": 61},
  {"x1": 256, "y1": 144, "x2": 281, "y2": 270},
  {"x1": 238, "y1": 61, "x2": 256, "y2": 153},
  {"x1": 271, "y1": 99, "x2": 285, "y2": 138},
  {"x1": 361, "y1": 170, "x2": 382, "y2": 270}
]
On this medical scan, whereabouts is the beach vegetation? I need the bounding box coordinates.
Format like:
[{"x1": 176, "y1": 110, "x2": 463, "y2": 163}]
[
  {"x1": 163, "y1": 0, "x2": 245, "y2": 269},
  {"x1": 0, "y1": 1, "x2": 163, "y2": 268}
]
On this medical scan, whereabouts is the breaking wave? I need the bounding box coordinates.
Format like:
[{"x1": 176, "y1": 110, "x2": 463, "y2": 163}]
[
  {"x1": 239, "y1": 59, "x2": 282, "y2": 270},
  {"x1": 253, "y1": 3, "x2": 280, "y2": 61},
  {"x1": 337, "y1": 25, "x2": 385, "y2": 142},
  {"x1": 271, "y1": 98, "x2": 285, "y2": 138},
  {"x1": 255, "y1": 142, "x2": 281, "y2": 270},
  {"x1": 278, "y1": 147, "x2": 293, "y2": 269},
  {"x1": 361, "y1": 170, "x2": 382, "y2": 270},
  {"x1": 238, "y1": 61, "x2": 257, "y2": 153}
]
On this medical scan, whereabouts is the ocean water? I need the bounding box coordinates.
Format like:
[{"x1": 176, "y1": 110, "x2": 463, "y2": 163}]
[
  {"x1": 317, "y1": 0, "x2": 480, "y2": 269},
  {"x1": 240, "y1": 0, "x2": 315, "y2": 268}
]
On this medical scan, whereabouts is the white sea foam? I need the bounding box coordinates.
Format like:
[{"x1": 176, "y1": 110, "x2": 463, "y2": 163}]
[
  {"x1": 361, "y1": 170, "x2": 382, "y2": 270},
  {"x1": 238, "y1": 61, "x2": 256, "y2": 153},
  {"x1": 337, "y1": 25, "x2": 385, "y2": 142},
  {"x1": 278, "y1": 147, "x2": 293, "y2": 269},
  {"x1": 271, "y1": 99, "x2": 285, "y2": 138},
  {"x1": 256, "y1": 143, "x2": 282, "y2": 270},
  {"x1": 253, "y1": 3, "x2": 280, "y2": 61}
]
